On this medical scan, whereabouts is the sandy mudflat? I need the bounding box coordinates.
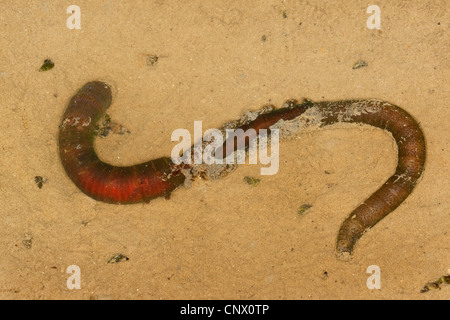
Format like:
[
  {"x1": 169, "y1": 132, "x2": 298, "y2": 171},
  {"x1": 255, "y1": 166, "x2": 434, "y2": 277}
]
[{"x1": 0, "y1": 1, "x2": 448, "y2": 299}]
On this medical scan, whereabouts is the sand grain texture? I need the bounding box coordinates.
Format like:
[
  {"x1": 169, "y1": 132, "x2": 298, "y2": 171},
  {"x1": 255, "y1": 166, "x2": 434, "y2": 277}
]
[{"x1": 0, "y1": 0, "x2": 448, "y2": 299}]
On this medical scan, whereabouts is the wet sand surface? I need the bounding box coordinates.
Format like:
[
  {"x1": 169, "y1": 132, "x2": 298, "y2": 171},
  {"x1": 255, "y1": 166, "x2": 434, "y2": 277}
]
[{"x1": 0, "y1": 1, "x2": 448, "y2": 299}]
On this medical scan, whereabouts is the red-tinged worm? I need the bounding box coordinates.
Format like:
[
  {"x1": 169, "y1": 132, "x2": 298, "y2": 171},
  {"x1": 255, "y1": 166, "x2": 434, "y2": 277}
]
[
  {"x1": 58, "y1": 81, "x2": 185, "y2": 204},
  {"x1": 59, "y1": 81, "x2": 426, "y2": 259}
]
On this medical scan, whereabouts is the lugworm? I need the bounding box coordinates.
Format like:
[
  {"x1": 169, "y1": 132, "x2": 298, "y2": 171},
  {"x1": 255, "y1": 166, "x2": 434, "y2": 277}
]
[
  {"x1": 59, "y1": 81, "x2": 185, "y2": 204},
  {"x1": 59, "y1": 81, "x2": 426, "y2": 258}
]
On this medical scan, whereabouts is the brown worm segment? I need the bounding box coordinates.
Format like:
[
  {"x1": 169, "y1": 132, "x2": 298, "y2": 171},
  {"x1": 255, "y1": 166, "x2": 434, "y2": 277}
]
[{"x1": 59, "y1": 81, "x2": 426, "y2": 258}]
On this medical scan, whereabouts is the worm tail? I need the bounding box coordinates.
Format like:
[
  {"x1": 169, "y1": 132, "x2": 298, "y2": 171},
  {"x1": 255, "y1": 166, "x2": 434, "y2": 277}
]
[
  {"x1": 248, "y1": 99, "x2": 425, "y2": 258},
  {"x1": 314, "y1": 100, "x2": 425, "y2": 258},
  {"x1": 221, "y1": 99, "x2": 425, "y2": 258}
]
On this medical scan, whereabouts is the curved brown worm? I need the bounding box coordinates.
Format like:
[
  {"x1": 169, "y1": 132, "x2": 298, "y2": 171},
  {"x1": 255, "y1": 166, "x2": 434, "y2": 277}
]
[
  {"x1": 228, "y1": 99, "x2": 426, "y2": 258},
  {"x1": 59, "y1": 81, "x2": 426, "y2": 258}
]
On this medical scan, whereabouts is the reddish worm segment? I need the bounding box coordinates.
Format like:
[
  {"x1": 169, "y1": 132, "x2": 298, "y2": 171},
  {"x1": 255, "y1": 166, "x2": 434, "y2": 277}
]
[{"x1": 59, "y1": 81, "x2": 426, "y2": 258}]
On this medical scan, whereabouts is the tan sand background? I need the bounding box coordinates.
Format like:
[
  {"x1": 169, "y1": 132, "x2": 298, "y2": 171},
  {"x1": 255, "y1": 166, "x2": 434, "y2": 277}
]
[{"x1": 0, "y1": 0, "x2": 448, "y2": 300}]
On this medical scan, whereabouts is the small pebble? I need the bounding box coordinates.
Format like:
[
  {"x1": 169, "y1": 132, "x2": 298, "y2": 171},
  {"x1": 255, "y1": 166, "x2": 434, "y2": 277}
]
[{"x1": 39, "y1": 59, "x2": 54, "y2": 72}]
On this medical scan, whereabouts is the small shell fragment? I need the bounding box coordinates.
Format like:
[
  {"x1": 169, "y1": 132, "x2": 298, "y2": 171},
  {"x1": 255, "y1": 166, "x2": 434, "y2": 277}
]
[{"x1": 352, "y1": 60, "x2": 368, "y2": 70}]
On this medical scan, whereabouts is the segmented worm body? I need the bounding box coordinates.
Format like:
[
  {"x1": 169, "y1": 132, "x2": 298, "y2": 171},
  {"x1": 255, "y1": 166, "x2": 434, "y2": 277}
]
[
  {"x1": 59, "y1": 81, "x2": 426, "y2": 258},
  {"x1": 59, "y1": 82, "x2": 185, "y2": 204}
]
